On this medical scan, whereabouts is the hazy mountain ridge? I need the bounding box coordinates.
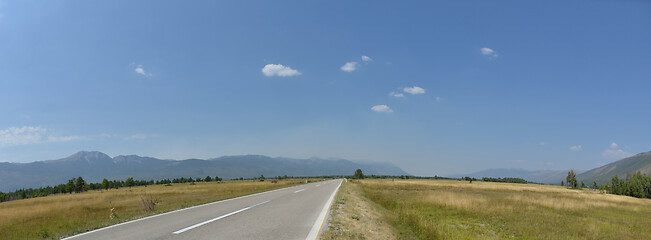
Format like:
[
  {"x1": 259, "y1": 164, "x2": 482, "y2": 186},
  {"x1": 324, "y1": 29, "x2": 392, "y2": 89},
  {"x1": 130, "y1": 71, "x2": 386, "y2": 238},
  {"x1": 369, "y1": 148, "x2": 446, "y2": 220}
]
[
  {"x1": 0, "y1": 151, "x2": 409, "y2": 192},
  {"x1": 458, "y1": 151, "x2": 651, "y2": 185},
  {"x1": 577, "y1": 151, "x2": 651, "y2": 184}
]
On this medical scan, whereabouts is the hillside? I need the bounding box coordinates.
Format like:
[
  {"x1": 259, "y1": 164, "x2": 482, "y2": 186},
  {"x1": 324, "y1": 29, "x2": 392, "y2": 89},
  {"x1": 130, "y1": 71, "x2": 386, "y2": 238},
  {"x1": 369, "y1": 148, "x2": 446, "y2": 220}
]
[
  {"x1": 578, "y1": 151, "x2": 651, "y2": 184},
  {"x1": 0, "y1": 151, "x2": 408, "y2": 192}
]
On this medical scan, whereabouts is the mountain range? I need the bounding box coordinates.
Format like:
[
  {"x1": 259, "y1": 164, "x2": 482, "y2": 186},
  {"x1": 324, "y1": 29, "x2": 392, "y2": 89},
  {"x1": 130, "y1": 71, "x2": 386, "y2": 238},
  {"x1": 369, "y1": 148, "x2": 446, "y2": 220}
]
[{"x1": 0, "y1": 151, "x2": 409, "y2": 192}]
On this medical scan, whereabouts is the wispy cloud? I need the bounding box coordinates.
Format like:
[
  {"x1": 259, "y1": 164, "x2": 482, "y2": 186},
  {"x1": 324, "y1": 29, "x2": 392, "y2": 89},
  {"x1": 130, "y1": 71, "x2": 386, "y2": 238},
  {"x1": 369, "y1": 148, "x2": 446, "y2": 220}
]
[
  {"x1": 403, "y1": 86, "x2": 426, "y2": 95},
  {"x1": 340, "y1": 61, "x2": 358, "y2": 72},
  {"x1": 261, "y1": 64, "x2": 301, "y2": 77},
  {"x1": 123, "y1": 133, "x2": 155, "y2": 140},
  {"x1": 539, "y1": 141, "x2": 547, "y2": 146},
  {"x1": 389, "y1": 91, "x2": 404, "y2": 98},
  {"x1": 0, "y1": 126, "x2": 82, "y2": 147},
  {"x1": 602, "y1": 149, "x2": 632, "y2": 159},
  {"x1": 371, "y1": 105, "x2": 393, "y2": 113},
  {"x1": 480, "y1": 47, "x2": 498, "y2": 58},
  {"x1": 361, "y1": 56, "x2": 372, "y2": 62},
  {"x1": 435, "y1": 96, "x2": 444, "y2": 102},
  {"x1": 569, "y1": 145, "x2": 582, "y2": 151}
]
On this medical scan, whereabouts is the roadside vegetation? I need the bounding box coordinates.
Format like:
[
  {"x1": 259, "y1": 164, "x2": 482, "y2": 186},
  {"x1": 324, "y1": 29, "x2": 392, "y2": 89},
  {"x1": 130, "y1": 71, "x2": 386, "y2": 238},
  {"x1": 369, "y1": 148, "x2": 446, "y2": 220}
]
[
  {"x1": 321, "y1": 179, "x2": 397, "y2": 240},
  {"x1": 0, "y1": 179, "x2": 309, "y2": 240},
  {"x1": 358, "y1": 179, "x2": 651, "y2": 239}
]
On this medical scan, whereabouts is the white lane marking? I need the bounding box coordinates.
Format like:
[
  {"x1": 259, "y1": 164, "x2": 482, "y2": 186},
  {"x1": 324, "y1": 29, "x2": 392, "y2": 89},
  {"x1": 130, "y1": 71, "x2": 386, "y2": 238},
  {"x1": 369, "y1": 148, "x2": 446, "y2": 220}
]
[
  {"x1": 316, "y1": 184, "x2": 321, "y2": 187},
  {"x1": 173, "y1": 200, "x2": 270, "y2": 234},
  {"x1": 294, "y1": 189, "x2": 305, "y2": 193},
  {"x1": 62, "y1": 184, "x2": 302, "y2": 239},
  {"x1": 306, "y1": 179, "x2": 343, "y2": 240}
]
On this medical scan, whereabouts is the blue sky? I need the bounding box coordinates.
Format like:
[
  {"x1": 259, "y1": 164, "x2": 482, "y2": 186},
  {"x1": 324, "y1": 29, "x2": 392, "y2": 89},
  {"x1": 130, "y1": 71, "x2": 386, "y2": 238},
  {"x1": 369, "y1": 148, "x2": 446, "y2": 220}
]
[{"x1": 0, "y1": 0, "x2": 650, "y2": 176}]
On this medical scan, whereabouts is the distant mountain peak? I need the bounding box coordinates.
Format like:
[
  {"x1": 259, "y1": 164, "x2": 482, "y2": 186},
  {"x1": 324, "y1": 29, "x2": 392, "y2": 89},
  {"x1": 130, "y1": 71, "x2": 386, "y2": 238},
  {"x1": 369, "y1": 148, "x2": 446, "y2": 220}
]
[{"x1": 70, "y1": 151, "x2": 111, "y2": 158}]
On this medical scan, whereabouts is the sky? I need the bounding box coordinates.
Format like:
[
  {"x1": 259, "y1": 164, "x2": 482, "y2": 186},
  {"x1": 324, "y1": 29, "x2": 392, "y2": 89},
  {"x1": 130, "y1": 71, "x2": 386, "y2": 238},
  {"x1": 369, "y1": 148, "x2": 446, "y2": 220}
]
[{"x1": 0, "y1": 0, "x2": 650, "y2": 176}]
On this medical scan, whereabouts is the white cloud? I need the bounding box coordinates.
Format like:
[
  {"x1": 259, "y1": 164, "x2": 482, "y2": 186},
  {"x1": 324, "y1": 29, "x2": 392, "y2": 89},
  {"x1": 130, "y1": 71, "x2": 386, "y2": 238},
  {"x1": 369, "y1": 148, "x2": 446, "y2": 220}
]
[
  {"x1": 480, "y1": 47, "x2": 498, "y2": 58},
  {"x1": 602, "y1": 149, "x2": 632, "y2": 159},
  {"x1": 403, "y1": 86, "x2": 426, "y2": 95},
  {"x1": 0, "y1": 126, "x2": 82, "y2": 147},
  {"x1": 435, "y1": 96, "x2": 444, "y2": 102},
  {"x1": 131, "y1": 62, "x2": 152, "y2": 77},
  {"x1": 340, "y1": 61, "x2": 358, "y2": 72},
  {"x1": 389, "y1": 91, "x2": 404, "y2": 98},
  {"x1": 539, "y1": 141, "x2": 547, "y2": 146},
  {"x1": 569, "y1": 145, "x2": 582, "y2": 151},
  {"x1": 261, "y1": 64, "x2": 301, "y2": 77},
  {"x1": 610, "y1": 142, "x2": 618, "y2": 149},
  {"x1": 361, "y1": 56, "x2": 372, "y2": 62},
  {"x1": 371, "y1": 105, "x2": 393, "y2": 113}
]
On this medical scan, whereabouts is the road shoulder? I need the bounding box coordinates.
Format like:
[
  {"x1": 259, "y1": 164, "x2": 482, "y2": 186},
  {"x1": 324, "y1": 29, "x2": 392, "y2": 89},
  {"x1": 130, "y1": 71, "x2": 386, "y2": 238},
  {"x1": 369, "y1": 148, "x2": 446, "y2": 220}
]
[{"x1": 321, "y1": 180, "x2": 397, "y2": 240}]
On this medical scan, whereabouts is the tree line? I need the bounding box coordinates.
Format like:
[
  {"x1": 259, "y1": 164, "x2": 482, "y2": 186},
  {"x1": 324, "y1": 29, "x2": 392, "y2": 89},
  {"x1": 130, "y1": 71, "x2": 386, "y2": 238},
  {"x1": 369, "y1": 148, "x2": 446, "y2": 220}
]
[
  {"x1": 481, "y1": 177, "x2": 528, "y2": 184},
  {"x1": 606, "y1": 171, "x2": 651, "y2": 199},
  {"x1": 563, "y1": 170, "x2": 651, "y2": 199},
  {"x1": 0, "y1": 175, "x2": 224, "y2": 203}
]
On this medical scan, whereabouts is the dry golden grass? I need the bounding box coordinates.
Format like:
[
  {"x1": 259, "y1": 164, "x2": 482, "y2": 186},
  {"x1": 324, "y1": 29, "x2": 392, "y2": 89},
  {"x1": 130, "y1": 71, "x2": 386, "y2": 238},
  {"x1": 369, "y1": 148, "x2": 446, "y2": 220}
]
[
  {"x1": 321, "y1": 180, "x2": 398, "y2": 240},
  {"x1": 0, "y1": 179, "x2": 308, "y2": 239},
  {"x1": 359, "y1": 179, "x2": 651, "y2": 240}
]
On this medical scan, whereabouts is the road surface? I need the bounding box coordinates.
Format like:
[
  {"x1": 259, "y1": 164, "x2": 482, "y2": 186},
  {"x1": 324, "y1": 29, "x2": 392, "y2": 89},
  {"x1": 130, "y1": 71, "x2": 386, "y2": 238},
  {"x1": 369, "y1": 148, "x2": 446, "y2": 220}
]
[{"x1": 62, "y1": 179, "x2": 342, "y2": 240}]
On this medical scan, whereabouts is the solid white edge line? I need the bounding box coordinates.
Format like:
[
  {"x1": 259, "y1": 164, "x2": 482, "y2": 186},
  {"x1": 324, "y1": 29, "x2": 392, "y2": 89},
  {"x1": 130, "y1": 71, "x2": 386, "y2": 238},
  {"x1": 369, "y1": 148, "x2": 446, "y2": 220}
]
[
  {"x1": 305, "y1": 179, "x2": 342, "y2": 240},
  {"x1": 173, "y1": 200, "x2": 270, "y2": 234},
  {"x1": 61, "y1": 183, "x2": 304, "y2": 239},
  {"x1": 294, "y1": 189, "x2": 305, "y2": 193}
]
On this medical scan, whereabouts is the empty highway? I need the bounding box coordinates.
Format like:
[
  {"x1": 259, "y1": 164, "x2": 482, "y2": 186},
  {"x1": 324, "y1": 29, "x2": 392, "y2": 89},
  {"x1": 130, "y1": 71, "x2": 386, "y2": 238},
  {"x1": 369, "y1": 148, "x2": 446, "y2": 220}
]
[{"x1": 62, "y1": 179, "x2": 342, "y2": 240}]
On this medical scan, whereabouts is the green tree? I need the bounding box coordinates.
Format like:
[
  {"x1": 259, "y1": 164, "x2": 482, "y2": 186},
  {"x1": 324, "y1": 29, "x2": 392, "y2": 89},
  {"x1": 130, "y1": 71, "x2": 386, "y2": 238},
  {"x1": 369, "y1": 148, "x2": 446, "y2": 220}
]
[
  {"x1": 102, "y1": 178, "x2": 110, "y2": 190},
  {"x1": 566, "y1": 170, "x2": 578, "y2": 188},
  {"x1": 125, "y1": 177, "x2": 135, "y2": 188},
  {"x1": 353, "y1": 169, "x2": 364, "y2": 179},
  {"x1": 65, "y1": 179, "x2": 75, "y2": 193},
  {"x1": 204, "y1": 176, "x2": 212, "y2": 182},
  {"x1": 74, "y1": 177, "x2": 87, "y2": 193}
]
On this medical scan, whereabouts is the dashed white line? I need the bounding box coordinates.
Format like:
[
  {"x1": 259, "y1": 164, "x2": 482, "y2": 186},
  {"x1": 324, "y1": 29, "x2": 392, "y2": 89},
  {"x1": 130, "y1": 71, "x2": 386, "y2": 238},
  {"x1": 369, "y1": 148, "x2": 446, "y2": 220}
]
[
  {"x1": 173, "y1": 200, "x2": 271, "y2": 234},
  {"x1": 294, "y1": 189, "x2": 305, "y2": 193}
]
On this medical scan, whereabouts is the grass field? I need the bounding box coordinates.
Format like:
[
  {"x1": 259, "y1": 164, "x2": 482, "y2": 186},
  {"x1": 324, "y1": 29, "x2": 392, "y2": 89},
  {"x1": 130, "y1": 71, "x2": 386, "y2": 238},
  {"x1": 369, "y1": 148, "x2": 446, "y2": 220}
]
[
  {"x1": 357, "y1": 179, "x2": 651, "y2": 240},
  {"x1": 0, "y1": 179, "x2": 308, "y2": 240}
]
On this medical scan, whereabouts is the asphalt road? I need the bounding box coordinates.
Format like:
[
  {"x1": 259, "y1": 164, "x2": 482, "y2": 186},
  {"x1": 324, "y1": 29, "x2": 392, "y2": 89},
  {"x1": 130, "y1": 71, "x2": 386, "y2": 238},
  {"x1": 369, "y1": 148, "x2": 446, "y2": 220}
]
[{"x1": 62, "y1": 179, "x2": 343, "y2": 240}]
